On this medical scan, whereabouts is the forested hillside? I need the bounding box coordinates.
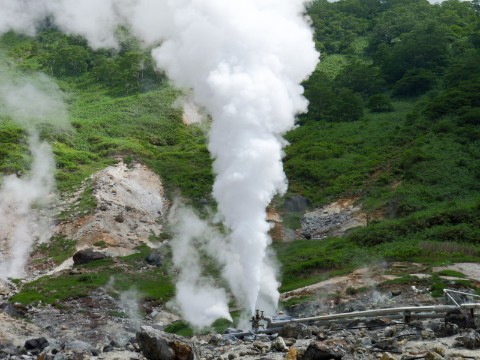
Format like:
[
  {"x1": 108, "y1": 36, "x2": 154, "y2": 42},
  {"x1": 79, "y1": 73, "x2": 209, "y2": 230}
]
[
  {"x1": 0, "y1": 0, "x2": 479, "y2": 293},
  {"x1": 277, "y1": 0, "x2": 480, "y2": 289}
]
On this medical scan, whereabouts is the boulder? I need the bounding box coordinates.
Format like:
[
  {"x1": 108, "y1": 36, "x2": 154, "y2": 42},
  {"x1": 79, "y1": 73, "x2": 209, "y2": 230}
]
[
  {"x1": 280, "y1": 322, "x2": 312, "y2": 339},
  {"x1": 460, "y1": 330, "x2": 480, "y2": 349},
  {"x1": 136, "y1": 325, "x2": 198, "y2": 360},
  {"x1": 24, "y1": 337, "x2": 49, "y2": 351},
  {"x1": 372, "y1": 337, "x2": 399, "y2": 352},
  {"x1": 271, "y1": 336, "x2": 289, "y2": 352},
  {"x1": 64, "y1": 340, "x2": 94, "y2": 354},
  {"x1": 380, "y1": 353, "x2": 395, "y2": 360},
  {"x1": 445, "y1": 308, "x2": 467, "y2": 329},
  {"x1": 303, "y1": 340, "x2": 347, "y2": 360},
  {"x1": 73, "y1": 248, "x2": 107, "y2": 265},
  {"x1": 425, "y1": 351, "x2": 443, "y2": 360},
  {"x1": 145, "y1": 250, "x2": 164, "y2": 266}
]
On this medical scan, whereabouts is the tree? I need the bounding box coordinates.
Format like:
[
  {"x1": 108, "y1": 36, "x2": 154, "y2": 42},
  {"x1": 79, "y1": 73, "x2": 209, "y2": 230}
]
[
  {"x1": 393, "y1": 69, "x2": 436, "y2": 97},
  {"x1": 308, "y1": 0, "x2": 368, "y2": 54},
  {"x1": 381, "y1": 21, "x2": 450, "y2": 83},
  {"x1": 41, "y1": 44, "x2": 90, "y2": 77},
  {"x1": 335, "y1": 61, "x2": 385, "y2": 98},
  {"x1": 367, "y1": 94, "x2": 394, "y2": 112},
  {"x1": 303, "y1": 70, "x2": 364, "y2": 122}
]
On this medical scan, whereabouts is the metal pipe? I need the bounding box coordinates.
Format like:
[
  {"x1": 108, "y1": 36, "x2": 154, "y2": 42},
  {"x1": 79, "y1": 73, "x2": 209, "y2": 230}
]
[
  {"x1": 229, "y1": 327, "x2": 283, "y2": 339},
  {"x1": 444, "y1": 289, "x2": 480, "y2": 298},
  {"x1": 270, "y1": 303, "x2": 480, "y2": 327}
]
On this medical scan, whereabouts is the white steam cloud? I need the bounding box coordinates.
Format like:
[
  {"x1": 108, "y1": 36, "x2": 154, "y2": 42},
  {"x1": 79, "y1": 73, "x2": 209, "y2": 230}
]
[
  {"x1": 0, "y1": 134, "x2": 55, "y2": 279},
  {"x1": 0, "y1": 64, "x2": 68, "y2": 279},
  {"x1": 0, "y1": 0, "x2": 319, "y2": 324},
  {"x1": 168, "y1": 202, "x2": 232, "y2": 328}
]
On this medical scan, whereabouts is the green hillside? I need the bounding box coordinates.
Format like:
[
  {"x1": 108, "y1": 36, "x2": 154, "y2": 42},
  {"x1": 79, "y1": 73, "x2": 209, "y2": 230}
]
[{"x1": 1, "y1": 0, "x2": 480, "y2": 301}]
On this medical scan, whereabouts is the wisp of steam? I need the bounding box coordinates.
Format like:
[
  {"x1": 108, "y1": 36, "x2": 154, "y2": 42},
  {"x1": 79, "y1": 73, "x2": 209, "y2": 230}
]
[
  {"x1": 0, "y1": 64, "x2": 68, "y2": 279},
  {"x1": 0, "y1": 0, "x2": 318, "y2": 326}
]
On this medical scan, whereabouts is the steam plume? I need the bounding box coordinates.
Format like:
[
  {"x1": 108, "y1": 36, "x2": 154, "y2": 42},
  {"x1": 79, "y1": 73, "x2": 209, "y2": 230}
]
[
  {"x1": 149, "y1": 0, "x2": 319, "y2": 318},
  {"x1": 168, "y1": 202, "x2": 232, "y2": 328},
  {"x1": 0, "y1": 0, "x2": 318, "y2": 323},
  {"x1": 0, "y1": 134, "x2": 55, "y2": 278},
  {"x1": 0, "y1": 63, "x2": 68, "y2": 279}
]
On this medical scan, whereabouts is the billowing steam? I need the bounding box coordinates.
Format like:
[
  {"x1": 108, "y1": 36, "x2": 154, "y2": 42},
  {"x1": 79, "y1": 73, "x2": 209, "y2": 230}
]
[
  {"x1": 0, "y1": 64, "x2": 68, "y2": 279},
  {"x1": 0, "y1": 0, "x2": 318, "y2": 325},
  {"x1": 168, "y1": 202, "x2": 232, "y2": 328},
  {"x1": 0, "y1": 134, "x2": 55, "y2": 278}
]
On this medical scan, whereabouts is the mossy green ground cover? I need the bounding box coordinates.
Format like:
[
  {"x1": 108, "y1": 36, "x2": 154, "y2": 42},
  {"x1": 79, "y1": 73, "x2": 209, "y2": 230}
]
[{"x1": 11, "y1": 245, "x2": 174, "y2": 305}]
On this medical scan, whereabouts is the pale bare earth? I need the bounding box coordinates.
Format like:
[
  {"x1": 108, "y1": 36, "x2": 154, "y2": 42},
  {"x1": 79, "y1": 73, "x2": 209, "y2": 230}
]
[
  {"x1": 281, "y1": 264, "x2": 398, "y2": 302},
  {"x1": 0, "y1": 312, "x2": 43, "y2": 348},
  {"x1": 433, "y1": 263, "x2": 480, "y2": 281},
  {"x1": 54, "y1": 161, "x2": 168, "y2": 258}
]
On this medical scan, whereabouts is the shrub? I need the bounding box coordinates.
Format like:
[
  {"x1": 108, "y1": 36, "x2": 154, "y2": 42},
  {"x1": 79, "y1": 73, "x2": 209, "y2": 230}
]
[{"x1": 367, "y1": 94, "x2": 394, "y2": 112}]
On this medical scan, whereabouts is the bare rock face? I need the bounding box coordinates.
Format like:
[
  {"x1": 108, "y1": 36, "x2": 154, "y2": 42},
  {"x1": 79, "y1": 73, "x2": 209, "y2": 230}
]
[
  {"x1": 55, "y1": 162, "x2": 168, "y2": 259},
  {"x1": 136, "y1": 326, "x2": 198, "y2": 360},
  {"x1": 300, "y1": 198, "x2": 367, "y2": 240}
]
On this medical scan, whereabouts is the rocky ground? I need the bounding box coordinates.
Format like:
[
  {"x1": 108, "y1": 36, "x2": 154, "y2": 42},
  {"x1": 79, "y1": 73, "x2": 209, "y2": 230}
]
[
  {"x1": 1, "y1": 281, "x2": 480, "y2": 359},
  {"x1": 1, "y1": 162, "x2": 480, "y2": 359}
]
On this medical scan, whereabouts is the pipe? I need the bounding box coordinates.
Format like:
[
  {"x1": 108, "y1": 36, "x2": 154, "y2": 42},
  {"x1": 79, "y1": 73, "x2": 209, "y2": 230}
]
[{"x1": 270, "y1": 303, "x2": 480, "y2": 327}]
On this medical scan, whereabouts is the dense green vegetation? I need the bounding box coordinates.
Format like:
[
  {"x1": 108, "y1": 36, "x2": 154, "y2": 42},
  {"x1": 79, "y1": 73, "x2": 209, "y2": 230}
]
[
  {"x1": 0, "y1": 29, "x2": 213, "y2": 203},
  {"x1": 279, "y1": 0, "x2": 480, "y2": 293},
  {"x1": 2, "y1": 0, "x2": 480, "y2": 308},
  {"x1": 287, "y1": 0, "x2": 480, "y2": 210}
]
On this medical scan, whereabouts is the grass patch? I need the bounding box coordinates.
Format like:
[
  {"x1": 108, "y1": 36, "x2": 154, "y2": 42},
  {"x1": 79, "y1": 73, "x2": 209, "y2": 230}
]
[
  {"x1": 434, "y1": 269, "x2": 466, "y2": 278},
  {"x1": 164, "y1": 321, "x2": 194, "y2": 337},
  {"x1": 11, "y1": 245, "x2": 174, "y2": 306},
  {"x1": 33, "y1": 236, "x2": 77, "y2": 266},
  {"x1": 383, "y1": 274, "x2": 428, "y2": 285},
  {"x1": 274, "y1": 234, "x2": 480, "y2": 294}
]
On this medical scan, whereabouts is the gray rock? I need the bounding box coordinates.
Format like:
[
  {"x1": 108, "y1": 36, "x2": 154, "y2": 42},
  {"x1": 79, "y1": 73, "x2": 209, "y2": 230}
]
[
  {"x1": 303, "y1": 339, "x2": 347, "y2": 360},
  {"x1": 280, "y1": 322, "x2": 312, "y2": 339},
  {"x1": 460, "y1": 329, "x2": 480, "y2": 349},
  {"x1": 373, "y1": 337, "x2": 399, "y2": 352},
  {"x1": 428, "y1": 320, "x2": 447, "y2": 337},
  {"x1": 209, "y1": 334, "x2": 223, "y2": 345},
  {"x1": 136, "y1": 325, "x2": 198, "y2": 360},
  {"x1": 64, "y1": 340, "x2": 94, "y2": 353},
  {"x1": 72, "y1": 248, "x2": 107, "y2": 265},
  {"x1": 24, "y1": 337, "x2": 49, "y2": 351},
  {"x1": 252, "y1": 340, "x2": 270, "y2": 352},
  {"x1": 424, "y1": 351, "x2": 443, "y2": 360},
  {"x1": 445, "y1": 322, "x2": 460, "y2": 336},
  {"x1": 383, "y1": 326, "x2": 397, "y2": 338},
  {"x1": 145, "y1": 250, "x2": 164, "y2": 266},
  {"x1": 421, "y1": 328, "x2": 436, "y2": 340},
  {"x1": 271, "y1": 336, "x2": 288, "y2": 352},
  {"x1": 445, "y1": 308, "x2": 467, "y2": 329}
]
